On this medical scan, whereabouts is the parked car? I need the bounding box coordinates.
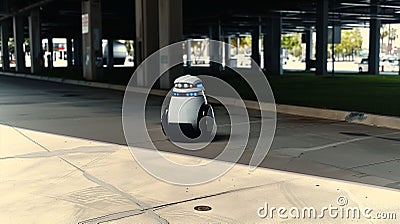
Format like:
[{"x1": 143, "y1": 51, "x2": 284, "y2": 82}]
[
  {"x1": 381, "y1": 57, "x2": 399, "y2": 72},
  {"x1": 357, "y1": 58, "x2": 368, "y2": 72},
  {"x1": 357, "y1": 57, "x2": 399, "y2": 73},
  {"x1": 102, "y1": 41, "x2": 128, "y2": 65}
]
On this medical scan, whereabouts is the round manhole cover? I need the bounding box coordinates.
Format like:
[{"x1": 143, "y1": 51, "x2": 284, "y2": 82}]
[{"x1": 194, "y1": 205, "x2": 212, "y2": 211}]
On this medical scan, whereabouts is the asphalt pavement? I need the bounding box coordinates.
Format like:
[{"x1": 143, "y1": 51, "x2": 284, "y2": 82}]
[
  {"x1": 1, "y1": 75, "x2": 400, "y2": 223},
  {"x1": 1, "y1": 75, "x2": 399, "y2": 189}
]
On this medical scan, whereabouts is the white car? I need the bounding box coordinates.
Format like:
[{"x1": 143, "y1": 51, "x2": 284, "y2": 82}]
[
  {"x1": 358, "y1": 58, "x2": 368, "y2": 73},
  {"x1": 381, "y1": 57, "x2": 399, "y2": 72},
  {"x1": 161, "y1": 75, "x2": 215, "y2": 140},
  {"x1": 358, "y1": 57, "x2": 400, "y2": 73}
]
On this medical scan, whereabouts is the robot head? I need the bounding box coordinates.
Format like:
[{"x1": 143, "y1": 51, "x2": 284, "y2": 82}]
[{"x1": 172, "y1": 75, "x2": 204, "y2": 97}]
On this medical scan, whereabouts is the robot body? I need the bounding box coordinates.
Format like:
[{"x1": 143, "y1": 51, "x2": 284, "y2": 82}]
[{"x1": 162, "y1": 75, "x2": 214, "y2": 139}]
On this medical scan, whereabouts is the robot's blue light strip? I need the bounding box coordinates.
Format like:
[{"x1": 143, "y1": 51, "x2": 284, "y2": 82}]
[
  {"x1": 196, "y1": 83, "x2": 203, "y2": 88},
  {"x1": 173, "y1": 92, "x2": 201, "y2": 97}
]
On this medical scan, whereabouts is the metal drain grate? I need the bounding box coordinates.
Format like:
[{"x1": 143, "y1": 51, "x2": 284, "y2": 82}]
[{"x1": 194, "y1": 205, "x2": 212, "y2": 211}]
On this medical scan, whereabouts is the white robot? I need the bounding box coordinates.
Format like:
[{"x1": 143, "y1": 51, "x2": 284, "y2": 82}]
[{"x1": 161, "y1": 75, "x2": 215, "y2": 140}]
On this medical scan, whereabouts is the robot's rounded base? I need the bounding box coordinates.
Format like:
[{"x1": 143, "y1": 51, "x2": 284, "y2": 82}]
[{"x1": 161, "y1": 106, "x2": 215, "y2": 142}]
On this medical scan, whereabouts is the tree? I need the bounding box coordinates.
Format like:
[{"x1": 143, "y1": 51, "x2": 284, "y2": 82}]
[
  {"x1": 5, "y1": 38, "x2": 30, "y2": 55},
  {"x1": 387, "y1": 26, "x2": 397, "y2": 54},
  {"x1": 330, "y1": 28, "x2": 362, "y2": 61},
  {"x1": 230, "y1": 36, "x2": 252, "y2": 54},
  {"x1": 380, "y1": 24, "x2": 389, "y2": 53},
  {"x1": 123, "y1": 40, "x2": 134, "y2": 56},
  {"x1": 281, "y1": 33, "x2": 302, "y2": 58},
  {"x1": 9, "y1": 38, "x2": 15, "y2": 55}
]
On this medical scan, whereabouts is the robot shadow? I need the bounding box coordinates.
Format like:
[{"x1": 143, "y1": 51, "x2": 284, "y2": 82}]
[
  {"x1": 168, "y1": 133, "x2": 230, "y2": 143},
  {"x1": 212, "y1": 133, "x2": 230, "y2": 142}
]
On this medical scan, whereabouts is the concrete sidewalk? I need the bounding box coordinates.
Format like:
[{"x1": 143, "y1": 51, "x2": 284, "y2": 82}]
[{"x1": 1, "y1": 124, "x2": 399, "y2": 223}]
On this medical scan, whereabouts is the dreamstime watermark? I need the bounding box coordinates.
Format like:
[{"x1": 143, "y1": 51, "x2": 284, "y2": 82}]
[
  {"x1": 122, "y1": 40, "x2": 276, "y2": 185},
  {"x1": 257, "y1": 196, "x2": 397, "y2": 220}
]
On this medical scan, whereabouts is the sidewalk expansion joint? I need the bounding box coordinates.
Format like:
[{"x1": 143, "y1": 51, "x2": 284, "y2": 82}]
[{"x1": 9, "y1": 125, "x2": 169, "y2": 224}]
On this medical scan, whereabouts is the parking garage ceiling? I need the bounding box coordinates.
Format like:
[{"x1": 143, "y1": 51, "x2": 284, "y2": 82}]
[{"x1": 1, "y1": 0, "x2": 400, "y2": 39}]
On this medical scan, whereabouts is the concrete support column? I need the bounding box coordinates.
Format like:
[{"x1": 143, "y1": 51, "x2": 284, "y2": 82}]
[
  {"x1": 82, "y1": 0, "x2": 103, "y2": 81},
  {"x1": 66, "y1": 37, "x2": 73, "y2": 67},
  {"x1": 13, "y1": 15, "x2": 25, "y2": 72},
  {"x1": 106, "y1": 39, "x2": 114, "y2": 67},
  {"x1": 135, "y1": 0, "x2": 159, "y2": 86},
  {"x1": 209, "y1": 23, "x2": 222, "y2": 71},
  {"x1": 264, "y1": 13, "x2": 282, "y2": 75},
  {"x1": 134, "y1": 0, "x2": 182, "y2": 88},
  {"x1": 251, "y1": 26, "x2": 261, "y2": 66},
  {"x1": 305, "y1": 29, "x2": 313, "y2": 71},
  {"x1": 158, "y1": 0, "x2": 183, "y2": 89},
  {"x1": 316, "y1": 0, "x2": 328, "y2": 76},
  {"x1": 369, "y1": 1, "x2": 380, "y2": 75},
  {"x1": 47, "y1": 38, "x2": 53, "y2": 68},
  {"x1": 224, "y1": 36, "x2": 231, "y2": 68},
  {"x1": 29, "y1": 8, "x2": 42, "y2": 74},
  {"x1": 1, "y1": 21, "x2": 10, "y2": 71},
  {"x1": 73, "y1": 37, "x2": 82, "y2": 66},
  {"x1": 186, "y1": 39, "x2": 191, "y2": 68}
]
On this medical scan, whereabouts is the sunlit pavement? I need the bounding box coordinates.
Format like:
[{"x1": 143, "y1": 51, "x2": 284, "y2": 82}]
[
  {"x1": 1, "y1": 124, "x2": 399, "y2": 223},
  {"x1": 1, "y1": 75, "x2": 400, "y2": 223}
]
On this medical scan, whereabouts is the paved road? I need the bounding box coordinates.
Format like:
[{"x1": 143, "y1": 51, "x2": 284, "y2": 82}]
[{"x1": 1, "y1": 75, "x2": 400, "y2": 189}]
